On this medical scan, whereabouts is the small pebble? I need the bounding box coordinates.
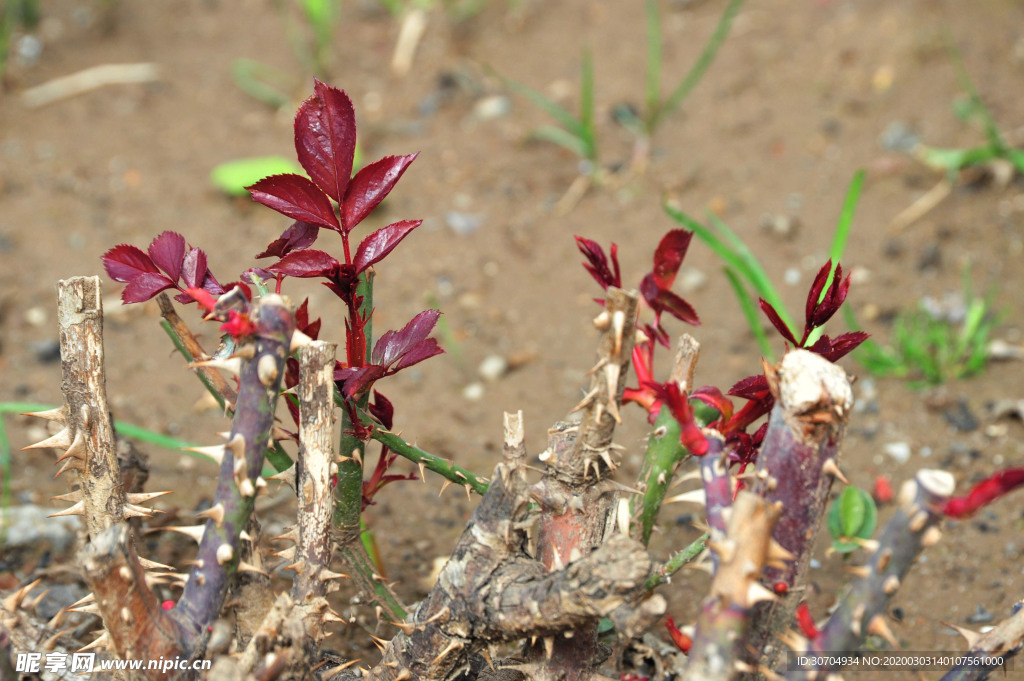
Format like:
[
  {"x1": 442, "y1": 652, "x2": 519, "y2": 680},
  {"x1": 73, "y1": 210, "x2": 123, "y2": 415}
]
[
  {"x1": 678, "y1": 268, "x2": 707, "y2": 293},
  {"x1": 462, "y1": 382, "x2": 485, "y2": 401},
  {"x1": 25, "y1": 306, "x2": 47, "y2": 327},
  {"x1": 941, "y1": 399, "x2": 978, "y2": 432},
  {"x1": 878, "y1": 120, "x2": 919, "y2": 151},
  {"x1": 809, "y1": 559, "x2": 821, "y2": 569},
  {"x1": 478, "y1": 354, "x2": 508, "y2": 382},
  {"x1": 965, "y1": 605, "x2": 994, "y2": 624},
  {"x1": 783, "y1": 267, "x2": 800, "y2": 285},
  {"x1": 445, "y1": 211, "x2": 483, "y2": 236},
  {"x1": 883, "y1": 441, "x2": 911, "y2": 464},
  {"x1": 473, "y1": 95, "x2": 512, "y2": 121}
]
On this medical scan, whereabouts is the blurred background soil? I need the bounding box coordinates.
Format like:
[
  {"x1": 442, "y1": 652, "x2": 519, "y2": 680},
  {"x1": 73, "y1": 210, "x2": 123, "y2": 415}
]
[{"x1": 2, "y1": 0, "x2": 1024, "y2": 676}]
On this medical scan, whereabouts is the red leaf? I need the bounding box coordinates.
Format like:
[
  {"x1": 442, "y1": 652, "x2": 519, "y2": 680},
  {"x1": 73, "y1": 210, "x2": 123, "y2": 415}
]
[
  {"x1": 574, "y1": 236, "x2": 621, "y2": 290},
  {"x1": 147, "y1": 231, "x2": 187, "y2": 282},
  {"x1": 354, "y1": 220, "x2": 422, "y2": 273},
  {"x1": 267, "y1": 249, "x2": 341, "y2": 278},
  {"x1": 805, "y1": 260, "x2": 833, "y2": 327},
  {"x1": 294, "y1": 80, "x2": 356, "y2": 203},
  {"x1": 369, "y1": 391, "x2": 394, "y2": 430},
  {"x1": 665, "y1": 617, "x2": 691, "y2": 654},
  {"x1": 393, "y1": 338, "x2": 442, "y2": 371},
  {"x1": 372, "y1": 309, "x2": 441, "y2": 367},
  {"x1": 337, "y1": 365, "x2": 387, "y2": 399},
  {"x1": 248, "y1": 174, "x2": 340, "y2": 231},
  {"x1": 256, "y1": 221, "x2": 320, "y2": 259},
  {"x1": 342, "y1": 154, "x2": 418, "y2": 232},
  {"x1": 103, "y1": 244, "x2": 159, "y2": 282},
  {"x1": 180, "y1": 247, "x2": 207, "y2": 288},
  {"x1": 295, "y1": 298, "x2": 321, "y2": 340},
  {"x1": 727, "y1": 374, "x2": 770, "y2": 402},
  {"x1": 122, "y1": 272, "x2": 176, "y2": 303},
  {"x1": 642, "y1": 278, "x2": 701, "y2": 326},
  {"x1": 758, "y1": 298, "x2": 798, "y2": 346},
  {"x1": 944, "y1": 468, "x2": 1024, "y2": 518},
  {"x1": 651, "y1": 229, "x2": 692, "y2": 289},
  {"x1": 807, "y1": 262, "x2": 851, "y2": 331},
  {"x1": 807, "y1": 331, "x2": 869, "y2": 362}
]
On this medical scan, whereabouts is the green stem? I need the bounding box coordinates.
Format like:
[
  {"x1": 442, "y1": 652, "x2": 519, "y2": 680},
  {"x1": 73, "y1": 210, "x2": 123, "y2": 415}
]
[
  {"x1": 336, "y1": 543, "x2": 406, "y2": 622},
  {"x1": 644, "y1": 532, "x2": 709, "y2": 591},
  {"x1": 634, "y1": 406, "x2": 689, "y2": 545},
  {"x1": 370, "y1": 427, "x2": 489, "y2": 496}
]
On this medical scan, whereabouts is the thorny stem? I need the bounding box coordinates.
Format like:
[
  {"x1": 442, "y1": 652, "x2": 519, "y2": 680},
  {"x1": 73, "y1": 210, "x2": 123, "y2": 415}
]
[
  {"x1": 171, "y1": 295, "x2": 294, "y2": 649},
  {"x1": 369, "y1": 426, "x2": 489, "y2": 496},
  {"x1": 644, "y1": 531, "x2": 709, "y2": 592},
  {"x1": 157, "y1": 303, "x2": 293, "y2": 473}
]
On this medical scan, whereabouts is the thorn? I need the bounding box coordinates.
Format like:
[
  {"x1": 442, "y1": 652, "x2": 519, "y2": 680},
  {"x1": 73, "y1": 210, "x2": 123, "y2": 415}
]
[
  {"x1": 850, "y1": 537, "x2": 879, "y2": 553},
  {"x1": 321, "y1": 608, "x2": 345, "y2": 624},
  {"x1": 67, "y1": 601, "x2": 101, "y2": 616},
  {"x1": 2, "y1": 578, "x2": 42, "y2": 612},
  {"x1": 882, "y1": 575, "x2": 900, "y2": 594},
  {"x1": 48, "y1": 501, "x2": 86, "y2": 518},
  {"x1": 821, "y1": 458, "x2": 849, "y2": 484},
  {"x1": 543, "y1": 636, "x2": 555, "y2": 660},
  {"x1": 323, "y1": 659, "x2": 361, "y2": 677},
  {"x1": 430, "y1": 639, "x2": 463, "y2": 666},
  {"x1": 599, "y1": 448, "x2": 616, "y2": 472},
  {"x1": 257, "y1": 354, "x2": 279, "y2": 387},
  {"x1": 196, "y1": 503, "x2": 226, "y2": 527},
  {"x1": 183, "y1": 444, "x2": 226, "y2": 466},
  {"x1": 867, "y1": 615, "x2": 899, "y2": 647},
  {"x1": 464, "y1": 483, "x2": 473, "y2": 499},
  {"x1": 237, "y1": 561, "x2": 268, "y2": 576},
  {"x1": 290, "y1": 329, "x2": 313, "y2": 352},
  {"x1": 439, "y1": 479, "x2": 452, "y2": 496},
  {"x1": 844, "y1": 565, "x2": 871, "y2": 579},
  {"x1": 604, "y1": 363, "x2": 622, "y2": 422},
  {"x1": 239, "y1": 529, "x2": 253, "y2": 542},
  {"x1": 77, "y1": 631, "x2": 109, "y2": 653},
  {"x1": 617, "y1": 498, "x2": 630, "y2": 536},
  {"x1": 272, "y1": 527, "x2": 300, "y2": 544},
  {"x1": 550, "y1": 546, "x2": 565, "y2": 571},
  {"x1": 669, "y1": 469, "x2": 704, "y2": 489},
  {"x1": 190, "y1": 357, "x2": 242, "y2": 377},
  {"x1": 159, "y1": 525, "x2": 206, "y2": 544},
  {"x1": 394, "y1": 670, "x2": 412, "y2": 681},
  {"x1": 767, "y1": 539, "x2": 796, "y2": 568},
  {"x1": 137, "y1": 557, "x2": 174, "y2": 572},
  {"x1": 944, "y1": 622, "x2": 982, "y2": 648},
  {"x1": 665, "y1": 489, "x2": 706, "y2": 506},
  {"x1": 216, "y1": 544, "x2": 234, "y2": 565},
  {"x1": 124, "y1": 504, "x2": 159, "y2": 518},
  {"x1": 273, "y1": 547, "x2": 296, "y2": 562},
  {"x1": 284, "y1": 561, "x2": 307, "y2": 574},
  {"x1": 42, "y1": 628, "x2": 75, "y2": 651},
  {"x1": 418, "y1": 461, "x2": 427, "y2": 482},
  {"x1": 593, "y1": 310, "x2": 610, "y2": 330},
  {"x1": 23, "y1": 407, "x2": 66, "y2": 424},
  {"x1": 53, "y1": 456, "x2": 84, "y2": 478},
  {"x1": 368, "y1": 634, "x2": 389, "y2": 652},
  {"x1": 707, "y1": 539, "x2": 737, "y2": 564},
  {"x1": 921, "y1": 525, "x2": 942, "y2": 547},
  {"x1": 610, "y1": 310, "x2": 625, "y2": 355},
  {"x1": 268, "y1": 466, "x2": 296, "y2": 490},
  {"x1": 51, "y1": 490, "x2": 83, "y2": 503},
  {"x1": 55, "y1": 430, "x2": 86, "y2": 463},
  {"x1": 24, "y1": 427, "x2": 72, "y2": 451},
  {"x1": 909, "y1": 510, "x2": 929, "y2": 533},
  {"x1": 231, "y1": 345, "x2": 257, "y2": 360},
  {"x1": 66, "y1": 593, "x2": 95, "y2": 610},
  {"x1": 226, "y1": 433, "x2": 247, "y2": 460},
  {"x1": 851, "y1": 603, "x2": 866, "y2": 637},
  {"x1": 746, "y1": 581, "x2": 779, "y2": 605},
  {"x1": 390, "y1": 620, "x2": 417, "y2": 635},
  {"x1": 127, "y1": 491, "x2": 172, "y2": 505},
  {"x1": 877, "y1": 548, "x2": 893, "y2": 572},
  {"x1": 570, "y1": 386, "x2": 600, "y2": 414}
]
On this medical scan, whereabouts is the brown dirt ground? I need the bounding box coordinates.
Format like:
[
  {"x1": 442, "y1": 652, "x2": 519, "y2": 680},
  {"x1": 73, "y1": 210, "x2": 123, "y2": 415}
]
[{"x1": 2, "y1": 0, "x2": 1024, "y2": 678}]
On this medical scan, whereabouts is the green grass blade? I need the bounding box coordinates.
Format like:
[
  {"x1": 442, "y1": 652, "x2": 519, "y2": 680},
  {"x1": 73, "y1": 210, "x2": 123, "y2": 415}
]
[
  {"x1": 500, "y1": 71, "x2": 587, "y2": 139},
  {"x1": 644, "y1": 0, "x2": 662, "y2": 133},
  {"x1": 705, "y1": 211, "x2": 793, "y2": 331},
  {"x1": 723, "y1": 267, "x2": 775, "y2": 361},
  {"x1": 828, "y1": 169, "x2": 864, "y2": 270},
  {"x1": 531, "y1": 125, "x2": 590, "y2": 159},
  {"x1": 655, "y1": 0, "x2": 746, "y2": 131},
  {"x1": 231, "y1": 58, "x2": 293, "y2": 109},
  {"x1": 579, "y1": 48, "x2": 597, "y2": 162}
]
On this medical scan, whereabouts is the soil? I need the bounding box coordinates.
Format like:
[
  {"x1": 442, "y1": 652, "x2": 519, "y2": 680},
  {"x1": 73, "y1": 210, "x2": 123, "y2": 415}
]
[{"x1": 2, "y1": 0, "x2": 1024, "y2": 678}]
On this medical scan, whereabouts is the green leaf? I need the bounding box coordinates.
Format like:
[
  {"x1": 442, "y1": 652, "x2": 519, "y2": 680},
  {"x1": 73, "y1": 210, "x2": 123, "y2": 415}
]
[
  {"x1": 210, "y1": 157, "x2": 306, "y2": 196},
  {"x1": 829, "y1": 486, "x2": 877, "y2": 553},
  {"x1": 839, "y1": 486, "x2": 866, "y2": 537}
]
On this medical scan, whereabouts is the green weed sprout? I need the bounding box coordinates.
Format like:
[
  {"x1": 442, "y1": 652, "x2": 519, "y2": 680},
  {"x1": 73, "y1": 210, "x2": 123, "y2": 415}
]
[
  {"x1": 617, "y1": 0, "x2": 746, "y2": 155},
  {"x1": 913, "y1": 39, "x2": 1024, "y2": 177},
  {"x1": 501, "y1": 48, "x2": 599, "y2": 176},
  {"x1": 231, "y1": 0, "x2": 342, "y2": 108},
  {"x1": 666, "y1": 170, "x2": 864, "y2": 361},
  {"x1": 849, "y1": 269, "x2": 998, "y2": 386}
]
